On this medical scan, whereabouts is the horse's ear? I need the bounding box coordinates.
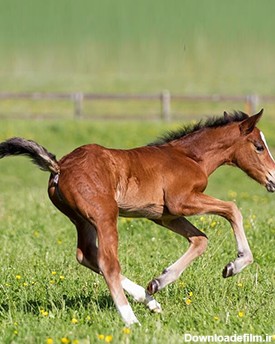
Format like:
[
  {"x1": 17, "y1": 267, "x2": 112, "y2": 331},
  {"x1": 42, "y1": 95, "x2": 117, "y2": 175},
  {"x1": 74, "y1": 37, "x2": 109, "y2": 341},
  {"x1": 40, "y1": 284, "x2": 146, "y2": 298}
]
[{"x1": 239, "y1": 108, "x2": 264, "y2": 135}]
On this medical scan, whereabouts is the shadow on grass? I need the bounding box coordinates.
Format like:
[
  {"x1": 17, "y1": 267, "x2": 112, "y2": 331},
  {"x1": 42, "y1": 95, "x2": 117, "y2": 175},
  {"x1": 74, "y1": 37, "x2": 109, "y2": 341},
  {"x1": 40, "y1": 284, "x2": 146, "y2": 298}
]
[{"x1": 0, "y1": 293, "x2": 114, "y2": 316}]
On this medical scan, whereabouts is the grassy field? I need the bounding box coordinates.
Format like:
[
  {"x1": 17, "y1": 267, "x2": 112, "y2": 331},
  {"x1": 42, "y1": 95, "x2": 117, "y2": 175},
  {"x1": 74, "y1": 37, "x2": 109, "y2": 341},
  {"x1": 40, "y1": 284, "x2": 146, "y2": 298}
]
[
  {"x1": 0, "y1": 1, "x2": 275, "y2": 342},
  {"x1": 0, "y1": 119, "x2": 274, "y2": 343},
  {"x1": 1, "y1": 1, "x2": 275, "y2": 120},
  {"x1": 1, "y1": 0, "x2": 275, "y2": 96}
]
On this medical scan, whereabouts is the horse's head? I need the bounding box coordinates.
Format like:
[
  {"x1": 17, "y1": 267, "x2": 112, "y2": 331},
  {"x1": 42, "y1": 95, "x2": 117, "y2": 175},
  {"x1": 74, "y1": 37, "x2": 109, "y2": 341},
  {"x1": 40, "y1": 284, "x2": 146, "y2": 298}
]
[{"x1": 233, "y1": 109, "x2": 275, "y2": 192}]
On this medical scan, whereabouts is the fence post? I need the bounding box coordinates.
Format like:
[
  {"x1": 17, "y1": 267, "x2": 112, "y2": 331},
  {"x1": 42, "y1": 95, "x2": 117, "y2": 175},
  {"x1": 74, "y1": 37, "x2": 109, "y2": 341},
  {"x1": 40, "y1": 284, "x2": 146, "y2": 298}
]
[
  {"x1": 245, "y1": 94, "x2": 259, "y2": 115},
  {"x1": 73, "y1": 92, "x2": 84, "y2": 119},
  {"x1": 161, "y1": 90, "x2": 171, "y2": 121}
]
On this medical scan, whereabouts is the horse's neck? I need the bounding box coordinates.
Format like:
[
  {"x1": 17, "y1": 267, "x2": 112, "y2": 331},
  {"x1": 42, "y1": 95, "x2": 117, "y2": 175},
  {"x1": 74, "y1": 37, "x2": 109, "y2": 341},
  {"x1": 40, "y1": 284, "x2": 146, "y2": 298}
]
[{"x1": 175, "y1": 126, "x2": 238, "y2": 176}]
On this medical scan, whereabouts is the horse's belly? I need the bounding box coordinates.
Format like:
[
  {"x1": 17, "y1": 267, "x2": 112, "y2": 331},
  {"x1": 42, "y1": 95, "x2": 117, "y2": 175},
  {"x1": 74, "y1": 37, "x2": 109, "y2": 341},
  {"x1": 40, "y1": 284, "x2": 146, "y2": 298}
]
[{"x1": 118, "y1": 203, "x2": 164, "y2": 219}]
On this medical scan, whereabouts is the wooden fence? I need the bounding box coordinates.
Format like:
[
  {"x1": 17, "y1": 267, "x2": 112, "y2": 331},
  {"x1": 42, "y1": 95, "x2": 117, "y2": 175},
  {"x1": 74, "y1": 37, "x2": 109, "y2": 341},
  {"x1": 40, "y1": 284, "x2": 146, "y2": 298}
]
[{"x1": 0, "y1": 91, "x2": 273, "y2": 121}]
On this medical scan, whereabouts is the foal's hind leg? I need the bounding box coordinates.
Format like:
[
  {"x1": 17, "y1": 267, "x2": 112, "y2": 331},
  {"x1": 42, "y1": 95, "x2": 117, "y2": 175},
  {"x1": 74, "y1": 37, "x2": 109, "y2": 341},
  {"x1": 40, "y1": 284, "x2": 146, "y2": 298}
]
[
  {"x1": 147, "y1": 217, "x2": 208, "y2": 294},
  {"x1": 75, "y1": 198, "x2": 140, "y2": 325},
  {"x1": 95, "y1": 211, "x2": 140, "y2": 325},
  {"x1": 76, "y1": 219, "x2": 161, "y2": 312},
  {"x1": 121, "y1": 277, "x2": 162, "y2": 313},
  {"x1": 76, "y1": 219, "x2": 100, "y2": 273},
  {"x1": 50, "y1": 182, "x2": 140, "y2": 324}
]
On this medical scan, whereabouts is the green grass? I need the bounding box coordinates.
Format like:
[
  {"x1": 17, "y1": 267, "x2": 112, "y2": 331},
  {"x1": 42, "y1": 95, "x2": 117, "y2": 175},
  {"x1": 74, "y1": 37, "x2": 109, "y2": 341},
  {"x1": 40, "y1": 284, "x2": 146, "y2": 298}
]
[
  {"x1": 1, "y1": 0, "x2": 275, "y2": 96},
  {"x1": 0, "y1": 2, "x2": 275, "y2": 341},
  {"x1": 1, "y1": 1, "x2": 275, "y2": 119},
  {"x1": 0, "y1": 119, "x2": 274, "y2": 343}
]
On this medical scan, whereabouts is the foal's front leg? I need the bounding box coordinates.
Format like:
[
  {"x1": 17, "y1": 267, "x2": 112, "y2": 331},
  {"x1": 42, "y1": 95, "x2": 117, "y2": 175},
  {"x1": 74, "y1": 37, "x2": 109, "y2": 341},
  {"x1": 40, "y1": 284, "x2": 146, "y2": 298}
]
[
  {"x1": 147, "y1": 217, "x2": 208, "y2": 294},
  {"x1": 185, "y1": 194, "x2": 254, "y2": 278}
]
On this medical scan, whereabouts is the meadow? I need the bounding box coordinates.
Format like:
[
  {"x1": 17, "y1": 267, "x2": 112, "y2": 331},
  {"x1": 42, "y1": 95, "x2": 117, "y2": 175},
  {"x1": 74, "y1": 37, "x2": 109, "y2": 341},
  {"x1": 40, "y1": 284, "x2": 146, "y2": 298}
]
[
  {"x1": 0, "y1": 1, "x2": 275, "y2": 342},
  {"x1": 0, "y1": 118, "x2": 274, "y2": 343},
  {"x1": 1, "y1": 0, "x2": 275, "y2": 122},
  {"x1": 1, "y1": 0, "x2": 275, "y2": 97}
]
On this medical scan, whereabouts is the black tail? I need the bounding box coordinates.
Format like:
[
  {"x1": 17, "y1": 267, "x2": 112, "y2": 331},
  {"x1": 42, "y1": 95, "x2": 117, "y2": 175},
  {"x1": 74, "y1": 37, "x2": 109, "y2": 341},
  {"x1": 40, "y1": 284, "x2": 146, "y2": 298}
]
[{"x1": 0, "y1": 137, "x2": 60, "y2": 174}]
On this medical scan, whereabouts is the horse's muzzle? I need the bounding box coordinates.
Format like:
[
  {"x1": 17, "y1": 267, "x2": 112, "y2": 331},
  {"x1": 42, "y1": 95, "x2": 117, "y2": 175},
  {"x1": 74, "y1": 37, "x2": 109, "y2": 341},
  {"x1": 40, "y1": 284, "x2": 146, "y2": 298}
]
[{"x1": 266, "y1": 179, "x2": 275, "y2": 192}]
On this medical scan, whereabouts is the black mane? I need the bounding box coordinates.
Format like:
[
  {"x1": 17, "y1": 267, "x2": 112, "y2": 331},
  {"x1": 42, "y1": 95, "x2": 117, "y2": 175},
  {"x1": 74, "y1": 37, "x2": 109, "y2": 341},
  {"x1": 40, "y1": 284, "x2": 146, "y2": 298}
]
[{"x1": 148, "y1": 111, "x2": 249, "y2": 146}]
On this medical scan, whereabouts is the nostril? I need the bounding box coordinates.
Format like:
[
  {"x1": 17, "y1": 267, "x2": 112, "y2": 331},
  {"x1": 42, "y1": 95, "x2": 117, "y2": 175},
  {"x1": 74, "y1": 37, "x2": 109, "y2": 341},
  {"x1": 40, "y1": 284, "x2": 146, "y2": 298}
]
[{"x1": 267, "y1": 171, "x2": 275, "y2": 180}]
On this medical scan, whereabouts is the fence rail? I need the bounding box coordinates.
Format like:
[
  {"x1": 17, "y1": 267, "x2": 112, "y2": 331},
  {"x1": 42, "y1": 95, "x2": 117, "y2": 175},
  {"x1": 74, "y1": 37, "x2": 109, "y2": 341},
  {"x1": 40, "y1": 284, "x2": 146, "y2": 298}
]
[{"x1": 0, "y1": 91, "x2": 274, "y2": 121}]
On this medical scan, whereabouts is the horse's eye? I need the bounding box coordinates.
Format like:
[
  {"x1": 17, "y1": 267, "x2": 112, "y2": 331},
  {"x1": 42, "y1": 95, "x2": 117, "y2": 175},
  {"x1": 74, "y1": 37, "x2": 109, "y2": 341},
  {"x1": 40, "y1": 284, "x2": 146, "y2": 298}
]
[{"x1": 254, "y1": 142, "x2": 264, "y2": 153}]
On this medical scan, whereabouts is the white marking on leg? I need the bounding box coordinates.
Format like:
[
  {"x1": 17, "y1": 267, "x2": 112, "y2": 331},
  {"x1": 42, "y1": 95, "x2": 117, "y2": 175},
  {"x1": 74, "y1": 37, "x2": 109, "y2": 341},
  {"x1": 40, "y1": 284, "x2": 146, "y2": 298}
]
[
  {"x1": 226, "y1": 204, "x2": 253, "y2": 276},
  {"x1": 121, "y1": 277, "x2": 162, "y2": 312},
  {"x1": 260, "y1": 131, "x2": 275, "y2": 162},
  {"x1": 117, "y1": 304, "x2": 140, "y2": 326},
  {"x1": 146, "y1": 298, "x2": 162, "y2": 313},
  {"x1": 121, "y1": 278, "x2": 146, "y2": 302}
]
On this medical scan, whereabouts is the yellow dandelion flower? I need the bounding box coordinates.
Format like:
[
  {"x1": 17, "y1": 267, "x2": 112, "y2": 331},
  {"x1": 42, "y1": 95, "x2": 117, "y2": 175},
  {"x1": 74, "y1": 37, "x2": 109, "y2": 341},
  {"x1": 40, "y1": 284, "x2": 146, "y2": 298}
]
[
  {"x1": 188, "y1": 291, "x2": 193, "y2": 297},
  {"x1": 97, "y1": 334, "x2": 105, "y2": 340},
  {"x1": 72, "y1": 340, "x2": 79, "y2": 344},
  {"x1": 14, "y1": 330, "x2": 18, "y2": 335},
  {"x1": 122, "y1": 327, "x2": 131, "y2": 334},
  {"x1": 33, "y1": 231, "x2": 40, "y2": 237},
  {"x1": 213, "y1": 316, "x2": 219, "y2": 321},
  {"x1": 244, "y1": 222, "x2": 251, "y2": 230},
  {"x1": 237, "y1": 282, "x2": 243, "y2": 288},
  {"x1": 105, "y1": 335, "x2": 113, "y2": 343},
  {"x1": 52, "y1": 271, "x2": 57, "y2": 276},
  {"x1": 42, "y1": 311, "x2": 49, "y2": 317},
  {"x1": 185, "y1": 298, "x2": 192, "y2": 305},
  {"x1": 60, "y1": 338, "x2": 70, "y2": 344},
  {"x1": 50, "y1": 280, "x2": 55, "y2": 285},
  {"x1": 210, "y1": 221, "x2": 217, "y2": 228},
  {"x1": 271, "y1": 334, "x2": 275, "y2": 341},
  {"x1": 57, "y1": 239, "x2": 62, "y2": 245},
  {"x1": 71, "y1": 318, "x2": 78, "y2": 324},
  {"x1": 59, "y1": 275, "x2": 65, "y2": 281},
  {"x1": 228, "y1": 190, "x2": 237, "y2": 198},
  {"x1": 15, "y1": 275, "x2": 21, "y2": 280},
  {"x1": 238, "y1": 311, "x2": 245, "y2": 318},
  {"x1": 46, "y1": 338, "x2": 54, "y2": 344},
  {"x1": 23, "y1": 282, "x2": 28, "y2": 287}
]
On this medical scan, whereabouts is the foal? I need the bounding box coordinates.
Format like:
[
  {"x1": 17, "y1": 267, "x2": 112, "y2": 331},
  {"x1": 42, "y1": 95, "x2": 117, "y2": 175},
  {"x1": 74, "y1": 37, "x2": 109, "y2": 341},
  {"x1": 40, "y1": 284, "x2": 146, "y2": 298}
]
[{"x1": 0, "y1": 109, "x2": 274, "y2": 326}]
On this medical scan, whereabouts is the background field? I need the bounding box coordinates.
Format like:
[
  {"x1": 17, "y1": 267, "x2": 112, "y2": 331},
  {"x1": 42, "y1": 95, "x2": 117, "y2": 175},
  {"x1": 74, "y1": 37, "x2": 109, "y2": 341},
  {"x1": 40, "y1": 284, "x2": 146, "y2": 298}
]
[
  {"x1": 0, "y1": 0, "x2": 275, "y2": 343},
  {"x1": 1, "y1": 0, "x2": 275, "y2": 97}
]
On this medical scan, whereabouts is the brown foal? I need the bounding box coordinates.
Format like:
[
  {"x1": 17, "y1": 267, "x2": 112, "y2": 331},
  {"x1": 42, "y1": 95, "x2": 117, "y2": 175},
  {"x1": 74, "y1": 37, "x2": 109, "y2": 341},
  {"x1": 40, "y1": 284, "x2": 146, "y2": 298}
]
[{"x1": 1, "y1": 109, "x2": 275, "y2": 325}]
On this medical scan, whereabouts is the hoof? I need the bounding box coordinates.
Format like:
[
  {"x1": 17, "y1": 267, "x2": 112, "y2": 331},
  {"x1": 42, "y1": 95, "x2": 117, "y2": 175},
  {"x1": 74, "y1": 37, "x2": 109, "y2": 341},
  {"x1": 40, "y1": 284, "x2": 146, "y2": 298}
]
[
  {"x1": 125, "y1": 319, "x2": 141, "y2": 327},
  {"x1": 146, "y1": 299, "x2": 162, "y2": 313},
  {"x1": 222, "y1": 262, "x2": 235, "y2": 278},
  {"x1": 151, "y1": 303, "x2": 162, "y2": 313},
  {"x1": 147, "y1": 279, "x2": 160, "y2": 295}
]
